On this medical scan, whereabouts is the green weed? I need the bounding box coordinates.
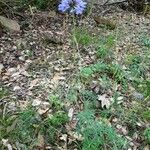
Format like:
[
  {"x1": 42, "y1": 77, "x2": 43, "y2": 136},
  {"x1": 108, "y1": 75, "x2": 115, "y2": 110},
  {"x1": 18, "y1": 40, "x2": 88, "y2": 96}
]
[
  {"x1": 0, "y1": 115, "x2": 17, "y2": 140},
  {"x1": 121, "y1": 107, "x2": 139, "y2": 132},
  {"x1": 49, "y1": 94, "x2": 64, "y2": 111},
  {"x1": 144, "y1": 128, "x2": 150, "y2": 144},
  {"x1": 96, "y1": 45, "x2": 109, "y2": 58},
  {"x1": 80, "y1": 62, "x2": 128, "y2": 92},
  {"x1": 99, "y1": 34, "x2": 116, "y2": 48},
  {"x1": 142, "y1": 109, "x2": 150, "y2": 121},
  {"x1": 98, "y1": 75, "x2": 112, "y2": 89},
  {"x1": 0, "y1": 87, "x2": 9, "y2": 99},
  {"x1": 99, "y1": 109, "x2": 112, "y2": 119},
  {"x1": 77, "y1": 110, "x2": 127, "y2": 150},
  {"x1": 81, "y1": 90, "x2": 97, "y2": 101},
  {"x1": 109, "y1": 63, "x2": 125, "y2": 82},
  {"x1": 73, "y1": 27, "x2": 95, "y2": 46},
  {"x1": 49, "y1": 111, "x2": 69, "y2": 127},
  {"x1": 96, "y1": 35, "x2": 115, "y2": 60},
  {"x1": 0, "y1": 106, "x2": 38, "y2": 148},
  {"x1": 40, "y1": 112, "x2": 69, "y2": 143},
  {"x1": 140, "y1": 36, "x2": 150, "y2": 48},
  {"x1": 16, "y1": 0, "x2": 56, "y2": 10},
  {"x1": 142, "y1": 80, "x2": 150, "y2": 97},
  {"x1": 0, "y1": 102, "x2": 69, "y2": 148},
  {"x1": 80, "y1": 62, "x2": 108, "y2": 78},
  {"x1": 35, "y1": 0, "x2": 56, "y2": 9},
  {"x1": 80, "y1": 90, "x2": 98, "y2": 109},
  {"x1": 67, "y1": 87, "x2": 78, "y2": 102},
  {"x1": 109, "y1": 63, "x2": 128, "y2": 90},
  {"x1": 80, "y1": 67, "x2": 94, "y2": 78},
  {"x1": 126, "y1": 54, "x2": 145, "y2": 78}
]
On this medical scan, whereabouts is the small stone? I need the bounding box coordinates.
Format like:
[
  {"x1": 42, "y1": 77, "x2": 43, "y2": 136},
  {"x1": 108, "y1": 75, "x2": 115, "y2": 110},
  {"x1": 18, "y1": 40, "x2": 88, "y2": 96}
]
[
  {"x1": 116, "y1": 124, "x2": 122, "y2": 129},
  {"x1": 42, "y1": 102, "x2": 50, "y2": 106},
  {"x1": 68, "y1": 108, "x2": 74, "y2": 121},
  {"x1": 7, "y1": 102, "x2": 16, "y2": 111},
  {"x1": 29, "y1": 42, "x2": 34, "y2": 46},
  {"x1": 20, "y1": 70, "x2": 29, "y2": 76},
  {"x1": 19, "y1": 56, "x2": 25, "y2": 61},
  {"x1": 2, "y1": 75, "x2": 9, "y2": 81},
  {"x1": 13, "y1": 86, "x2": 21, "y2": 91},
  {"x1": 25, "y1": 59, "x2": 32, "y2": 64},
  {"x1": 11, "y1": 72, "x2": 20, "y2": 78},
  {"x1": 0, "y1": 15, "x2": 20, "y2": 31},
  {"x1": 132, "y1": 92, "x2": 144, "y2": 100},
  {"x1": 24, "y1": 60, "x2": 32, "y2": 69},
  {"x1": 94, "y1": 86, "x2": 100, "y2": 93},
  {"x1": 12, "y1": 45, "x2": 17, "y2": 50},
  {"x1": 54, "y1": 67, "x2": 60, "y2": 71},
  {"x1": 7, "y1": 68, "x2": 17, "y2": 75},
  {"x1": 129, "y1": 142, "x2": 134, "y2": 147},
  {"x1": 0, "y1": 63, "x2": 4, "y2": 71},
  {"x1": 122, "y1": 126, "x2": 128, "y2": 135},
  {"x1": 32, "y1": 99, "x2": 41, "y2": 106},
  {"x1": 43, "y1": 31, "x2": 63, "y2": 45},
  {"x1": 112, "y1": 117, "x2": 118, "y2": 123},
  {"x1": 38, "y1": 108, "x2": 49, "y2": 115}
]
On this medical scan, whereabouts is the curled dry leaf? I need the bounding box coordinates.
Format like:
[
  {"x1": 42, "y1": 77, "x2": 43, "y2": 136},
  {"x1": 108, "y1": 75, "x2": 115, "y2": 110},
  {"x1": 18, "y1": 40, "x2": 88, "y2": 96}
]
[
  {"x1": 68, "y1": 131, "x2": 84, "y2": 141},
  {"x1": 121, "y1": 126, "x2": 129, "y2": 135},
  {"x1": 38, "y1": 108, "x2": 50, "y2": 115},
  {"x1": 0, "y1": 63, "x2": 4, "y2": 73},
  {"x1": 13, "y1": 86, "x2": 21, "y2": 91},
  {"x1": 7, "y1": 68, "x2": 17, "y2": 76},
  {"x1": 60, "y1": 134, "x2": 67, "y2": 142},
  {"x1": 2, "y1": 139, "x2": 13, "y2": 150},
  {"x1": 29, "y1": 78, "x2": 40, "y2": 89},
  {"x1": 98, "y1": 94, "x2": 112, "y2": 109},
  {"x1": 51, "y1": 72, "x2": 65, "y2": 88},
  {"x1": 32, "y1": 99, "x2": 41, "y2": 107},
  {"x1": 7, "y1": 144, "x2": 13, "y2": 150},
  {"x1": 68, "y1": 108, "x2": 74, "y2": 121}
]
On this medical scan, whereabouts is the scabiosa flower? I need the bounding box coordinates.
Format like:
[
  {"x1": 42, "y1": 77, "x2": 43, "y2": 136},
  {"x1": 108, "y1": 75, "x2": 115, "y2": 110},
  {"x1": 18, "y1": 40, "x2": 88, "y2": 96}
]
[{"x1": 58, "y1": 0, "x2": 87, "y2": 15}]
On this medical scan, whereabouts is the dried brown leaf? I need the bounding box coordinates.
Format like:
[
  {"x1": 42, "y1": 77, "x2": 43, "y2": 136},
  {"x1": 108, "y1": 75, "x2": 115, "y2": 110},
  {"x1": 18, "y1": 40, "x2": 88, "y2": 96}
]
[
  {"x1": 98, "y1": 94, "x2": 111, "y2": 109},
  {"x1": 68, "y1": 108, "x2": 74, "y2": 121},
  {"x1": 29, "y1": 78, "x2": 40, "y2": 89}
]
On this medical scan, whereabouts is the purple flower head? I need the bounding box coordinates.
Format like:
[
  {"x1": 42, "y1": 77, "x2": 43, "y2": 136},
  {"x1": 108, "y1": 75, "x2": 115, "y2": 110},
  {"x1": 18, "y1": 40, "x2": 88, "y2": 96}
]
[{"x1": 58, "y1": 0, "x2": 87, "y2": 15}]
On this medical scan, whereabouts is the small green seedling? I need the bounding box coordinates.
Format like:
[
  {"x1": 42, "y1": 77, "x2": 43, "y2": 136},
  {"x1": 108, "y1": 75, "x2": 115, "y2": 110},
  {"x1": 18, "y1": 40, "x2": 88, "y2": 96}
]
[{"x1": 144, "y1": 128, "x2": 150, "y2": 144}]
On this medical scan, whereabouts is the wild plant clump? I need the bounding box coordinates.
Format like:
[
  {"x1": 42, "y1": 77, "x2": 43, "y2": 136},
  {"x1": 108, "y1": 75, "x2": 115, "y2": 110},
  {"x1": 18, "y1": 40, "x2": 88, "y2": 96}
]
[
  {"x1": 77, "y1": 110, "x2": 128, "y2": 150},
  {"x1": 0, "y1": 0, "x2": 57, "y2": 11},
  {"x1": 0, "y1": 0, "x2": 88, "y2": 12}
]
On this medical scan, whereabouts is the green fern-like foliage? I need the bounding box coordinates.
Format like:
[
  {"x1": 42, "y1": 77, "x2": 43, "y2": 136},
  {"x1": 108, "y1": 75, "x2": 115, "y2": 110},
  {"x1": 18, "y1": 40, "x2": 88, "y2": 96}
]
[
  {"x1": 13, "y1": 107, "x2": 37, "y2": 143},
  {"x1": 35, "y1": 0, "x2": 57, "y2": 9},
  {"x1": 0, "y1": 0, "x2": 57, "y2": 11},
  {"x1": 80, "y1": 62, "x2": 108, "y2": 78},
  {"x1": 144, "y1": 128, "x2": 150, "y2": 144},
  {"x1": 73, "y1": 27, "x2": 95, "y2": 46},
  {"x1": 141, "y1": 36, "x2": 150, "y2": 48},
  {"x1": 77, "y1": 110, "x2": 127, "y2": 150},
  {"x1": 1, "y1": 103, "x2": 69, "y2": 147}
]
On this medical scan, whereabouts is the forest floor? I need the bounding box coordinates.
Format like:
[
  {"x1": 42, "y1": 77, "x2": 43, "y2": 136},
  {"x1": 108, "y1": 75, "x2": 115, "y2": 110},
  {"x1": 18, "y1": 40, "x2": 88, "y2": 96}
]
[{"x1": 0, "y1": 4, "x2": 150, "y2": 150}]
